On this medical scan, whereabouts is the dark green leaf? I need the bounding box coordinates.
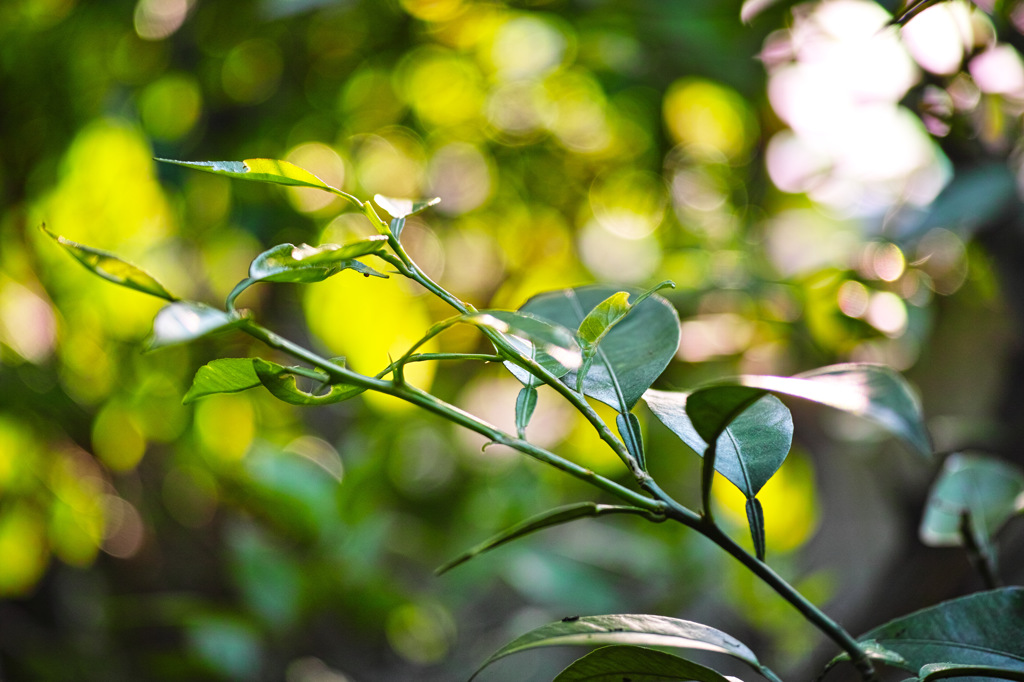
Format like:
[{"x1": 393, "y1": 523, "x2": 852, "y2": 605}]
[
  {"x1": 746, "y1": 497, "x2": 766, "y2": 562},
  {"x1": 617, "y1": 412, "x2": 645, "y2": 470},
  {"x1": 644, "y1": 389, "x2": 793, "y2": 498},
  {"x1": 158, "y1": 158, "x2": 341, "y2": 192},
  {"x1": 516, "y1": 285, "x2": 680, "y2": 410},
  {"x1": 183, "y1": 358, "x2": 261, "y2": 404},
  {"x1": 249, "y1": 243, "x2": 386, "y2": 284},
  {"x1": 515, "y1": 386, "x2": 538, "y2": 439},
  {"x1": 42, "y1": 227, "x2": 176, "y2": 301},
  {"x1": 858, "y1": 588, "x2": 1024, "y2": 672},
  {"x1": 373, "y1": 194, "x2": 440, "y2": 218},
  {"x1": 919, "y1": 663, "x2": 1024, "y2": 682},
  {"x1": 472, "y1": 614, "x2": 780, "y2": 682},
  {"x1": 149, "y1": 302, "x2": 241, "y2": 349},
  {"x1": 437, "y1": 503, "x2": 656, "y2": 576},
  {"x1": 253, "y1": 359, "x2": 364, "y2": 405},
  {"x1": 920, "y1": 452, "x2": 1024, "y2": 549},
  {"x1": 553, "y1": 645, "x2": 732, "y2": 682}
]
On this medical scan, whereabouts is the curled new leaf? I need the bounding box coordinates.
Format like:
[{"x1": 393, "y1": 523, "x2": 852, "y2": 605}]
[
  {"x1": 253, "y1": 359, "x2": 364, "y2": 405},
  {"x1": 149, "y1": 302, "x2": 242, "y2": 349},
  {"x1": 42, "y1": 227, "x2": 176, "y2": 301}
]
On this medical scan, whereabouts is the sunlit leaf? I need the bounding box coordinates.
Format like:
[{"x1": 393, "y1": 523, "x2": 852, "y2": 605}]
[
  {"x1": 149, "y1": 302, "x2": 241, "y2": 349},
  {"x1": 158, "y1": 157, "x2": 340, "y2": 192},
  {"x1": 42, "y1": 227, "x2": 176, "y2": 301},
  {"x1": 183, "y1": 358, "x2": 261, "y2": 404},
  {"x1": 516, "y1": 285, "x2": 679, "y2": 410},
  {"x1": 438, "y1": 503, "x2": 657, "y2": 576},
  {"x1": 920, "y1": 452, "x2": 1024, "y2": 549},
  {"x1": 249, "y1": 243, "x2": 387, "y2": 284},
  {"x1": 472, "y1": 614, "x2": 781, "y2": 682},
  {"x1": 253, "y1": 359, "x2": 364, "y2": 405},
  {"x1": 515, "y1": 386, "x2": 538, "y2": 439},
  {"x1": 553, "y1": 645, "x2": 732, "y2": 682},
  {"x1": 857, "y1": 588, "x2": 1024, "y2": 672},
  {"x1": 373, "y1": 194, "x2": 440, "y2": 219},
  {"x1": 578, "y1": 291, "x2": 631, "y2": 348},
  {"x1": 464, "y1": 310, "x2": 581, "y2": 380}
]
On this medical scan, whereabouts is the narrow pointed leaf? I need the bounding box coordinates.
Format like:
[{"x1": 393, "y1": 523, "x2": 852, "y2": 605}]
[
  {"x1": 390, "y1": 217, "x2": 406, "y2": 239},
  {"x1": 644, "y1": 389, "x2": 793, "y2": 498},
  {"x1": 149, "y1": 302, "x2": 241, "y2": 349},
  {"x1": 374, "y1": 195, "x2": 440, "y2": 219},
  {"x1": 554, "y1": 645, "x2": 732, "y2": 682},
  {"x1": 437, "y1": 503, "x2": 656, "y2": 576},
  {"x1": 249, "y1": 243, "x2": 386, "y2": 284},
  {"x1": 472, "y1": 614, "x2": 780, "y2": 682},
  {"x1": 253, "y1": 359, "x2": 364, "y2": 405},
  {"x1": 42, "y1": 227, "x2": 176, "y2": 301},
  {"x1": 158, "y1": 158, "x2": 341, "y2": 193},
  {"x1": 920, "y1": 452, "x2": 1024, "y2": 548},
  {"x1": 857, "y1": 588, "x2": 1024, "y2": 671},
  {"x1": 183, "y1": 358, "x2": 261, "y2": 404},
  {"x1": 516, "y1": 285, "x2": 679, "y2": 410},
  {"x1": 920, "y1": 663, "x2": 1024, "y2": 682},
  {"x1": 616, "y1": 413, "x2": 645, "y2": 470},
  {"x1": 746, "y1": 497, "x2": 766, "y2": 561},
  {"x1": 515, "y1": 386, "x2": 539, "y2": 439}
]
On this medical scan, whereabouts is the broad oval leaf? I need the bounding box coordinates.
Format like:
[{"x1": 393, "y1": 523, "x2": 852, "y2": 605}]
[
  {"x1": 373, "y1": 194, "x2": 440, "y2": 218},
  {"x1": 437, "y1": 503, "x2": 654, "y2": 576},
  {"x1": 857, "y1": 587, "x2": 1024, "y2": 672},
  {"x1": 920, "y1": 452, "x2": 1024, "y2": 548},
  {"x1": 42, "y1": 227, "x2": 176, "y2": 301},
  {"x1": 472, "y1": 614, "x2": 780, "y2": 682},
  {"x1": 253, "y1": 359, "x2": 364, "y2": 405},
  {"x1": 516, "y1": 285, "x2": 680, "y2": 410},
  {"x1": 249, "y1": 243, "x2": 386, "y2": 284},
  {"x1": 149, "y1": 302, "x2": 241, "y2": 349},
  {"x1": 158, "y1": 158, "x2": 342, "y2": 193},
  {"x1": 183, "y1": 358, "x2": 261, "y2": 404},
  {"x1": 644, "y1": 389, "x2": 793, "y2": 498},
  {"x1": 554, "y1": 645, "x2": 732, "y2": 682}
]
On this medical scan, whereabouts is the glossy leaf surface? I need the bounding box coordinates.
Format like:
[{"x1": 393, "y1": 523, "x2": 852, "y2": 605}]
[
  {"x1": 249, "y1": 243, "x2": 386, "y2": 284},
  {"x1": 920, "y1": 452, "x2": 1024, "y2": 548},
  {"x1": 158, "y1": 158, "x2": 341, "y2": 192},
  {"x1": 858, "y1": 588, "x2": 1024, "y2": 672},
  {"x1": 373, "y1": 194, "x2": 440, "y2": 218},
  {"x1": 473, "y1": 614, "x2": 778, "y2": 682},
  {"x1": 919, "y1": 662, "x2": 1024, "y2": 682},
  {"x1": 467, "y1": 310, "x2": 580, "y2": 380},
  {"x1": 516, "y1": 285, "x2": 679, "y2": 409},
  {"x1": 253, "y1": 359, "x2": 363, "y2": 405},
  {"x1": 183, "y1": 358, "x2": 261, "y2": 404},
  {"x1": 149, "y1": 302, "x2": 241, "y2": 349},
  {"x1": 553, "y1": 645, "x2": 731, "y2": 682},
  {"x1": 43, "y1": 227, "x2": 176, "y2": 301},
  {"x1": 644, "y1": 389, "x2": 793, "y2": 498}
]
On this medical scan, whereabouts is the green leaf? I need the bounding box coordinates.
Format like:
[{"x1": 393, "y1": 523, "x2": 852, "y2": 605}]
[
  {"x1": 578, "y1": 291, "x2": 631, "y2": 348},
  {"x1": 464, "y1": 310, "x2": 581, "y2": 380},
  {"x1": 919, "y1": 663, "x2": 1024, "y2": 682},
  {"x1": 149, "y1": 302, "x2": 241, "y2": 349},
  {"x1": 746, "y1": 497, "x2": 766, "y2": 561},
  {"x1": 249, "y1": 242, "x2": 386, "y2": 284},
  {"x1": 644, "y1": 389, "x2": 793, "y2": 498},
  {"x1": 158, "y1": 158, "x2": 341, "y2": 193},
  {"x1": 920, "y1": 452, "x2": 1024, "y2": 549},
  {"x1": 472, "y1": 614, "x2": 781, "y2": 682},
  {"x1": 616, "y1": 413, "x2": 645, "y2": 470},
  {"x1": 857, "y1": 588, "x2": 1024, "y2": 672},
  {"x1": 183, "y1": 358, "x2": 261, "y2": 404},
  {"x1": 553, "y1": 645, "x2": 732, "y2": 682},
  {"x1": 42, "y1": 227, "x2": 176, "y2": 301},
  {"x1": 437, "y1": 503, "x2": 656, "y2": 576},
  {"x1": 253, "y1": 359, "x2": 364, "y2": 405},
  {"x1": 516, "y1": 285, "x2": 680, "y2": 410},
  {"x1": 373, "y1": 194, "x2": 440, "y2": 219},
  {"x1": 515, "y1": 386, "x2": 538, "y2": 439}
]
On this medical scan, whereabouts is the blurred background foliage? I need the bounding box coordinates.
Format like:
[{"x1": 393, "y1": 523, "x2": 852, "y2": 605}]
[{"x1": 3, "y1": 0, "x2": 1024, "y2": 679}]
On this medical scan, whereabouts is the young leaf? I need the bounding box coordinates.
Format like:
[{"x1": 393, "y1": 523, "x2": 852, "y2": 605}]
[
  {"x1": 515, "y1": 386, "x2": 538, "y2": 439},
  {"x1": 249, "y1": 243, "x2": 386, "y2": 284},
  {"x1": 857, "y1": 587, "x2": 1024, "y2": 672},
  {"x1": 644, "y1": 389, "x2": 793, "y2": 499},
  {"x1": 919, "y1": 662, "x2": 1024, "y2": 682},
  {"x1": 920, "y1": 452, "x2": 1024, "y2": 549},
  {"x1": 578, "y1": 291, "x2": 631, "y2": 348},
  {"x1": 746, "y1": 497, "x2": 766, "y2": 561},
  {"x1": 465, "y1": 310, "x2": 581, "y2": 380},
  {"x1": 553, "y1": 645, "x2": 732, "y2": 682},
  {"x1": 148, "y1": 302, "x2": 241, "y2": 349},
  {"x1": 253, "y1": 359, "x2": 364, "y2": 405},
  {"x1": 516, "y1": 285, "x2": 679, "y2": 410},
  {"x1": 183, "y1": 358, "x2": 261, "y2": 404},
  {"x1": 472, "y1": 614, "x2": 781, "y2": 682},
  {"x1": 158, "y1": 158, "x2": 341, "y2": 193},
  {"x1": 42, "y1": 227, "x2": 176, "y2": 301},
  {"x1": 373, "y1": 195, "x2": 440, "y2": 219},
  {"x1": 616, "y1": 413, "x2": 645, "y2": 470},
  {"x1": 437, "y1": 503, "x2": 658, "y2": 576}
]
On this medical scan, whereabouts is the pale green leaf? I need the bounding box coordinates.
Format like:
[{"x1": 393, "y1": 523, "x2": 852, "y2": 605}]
[
  {"x1": 253, "y1": 359, "x2": 363, "y2": 405},
  {"x1": 249, "y1": 243, "x2": 386, "y2": 284},
  {"x1": 149, "y1": 302, "x2": 241, "y2": 349},
  {"x1": 373, "y1": 195, "x2": 440, "y2": 219},
  {"x1": 183, "y1": 358, "x2": 261, "y2": 404}
]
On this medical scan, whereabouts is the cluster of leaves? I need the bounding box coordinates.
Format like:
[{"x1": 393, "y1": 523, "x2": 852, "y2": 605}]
[{"x1": 45, "y1": 156, "x2": 1024, "y2": 682}]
